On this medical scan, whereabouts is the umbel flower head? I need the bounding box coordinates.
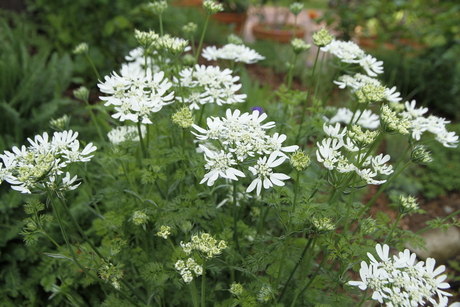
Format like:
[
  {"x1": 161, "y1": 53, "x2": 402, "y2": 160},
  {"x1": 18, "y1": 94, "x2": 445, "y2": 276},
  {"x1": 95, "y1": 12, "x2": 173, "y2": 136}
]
[
  {"x1": 193, "y1": 109, "x2": 298, "y2": 195},
  {"x1": 0, "y1": 130, "x2": 96, "y2": 194},
  {"x1": 98, "y1": 66, "x2": 175, "y2": 124},
  {"x1": 349, "y1": 243, "x2": 453, "y2": 307},
  {"x1": 202, "y1": 44, "x2": 265, "y2": 64}
]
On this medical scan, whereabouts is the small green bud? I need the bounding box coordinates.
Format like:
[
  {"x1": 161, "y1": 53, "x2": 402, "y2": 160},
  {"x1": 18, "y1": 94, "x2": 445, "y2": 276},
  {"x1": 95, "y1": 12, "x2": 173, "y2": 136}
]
[
  {"x1": 289, "y1": 2, "x2": 304, "y2": 15},
  {"x1": 156, "y1": 225, "x2": 171, "y2": 239},
  {"x1": 134, "y1": 29, "x2": 159, "y2": 48},
  {"x1": 50, "y1": 115, "x2": 70, "y2": 131},
  {"x1": 311, "y1": 217, "x2": 335, "y2": 233},
  {"x1": 399, "y1": 195, "x2": 419, "y2": 213},
  {"x1": 73, "y1": 42, "x2": 88, "y2": 55},
  {"x1": 230, "y1": 282, "x2": 244, "y2": 296},
  {"x1": 202, "y1": 0, "x2": 224, "y2": 15},
  {"x1": 73, "y1": 86, "x2": 89, "y2": 102},
  {"x1": 291, "y1": 38, "x2": 311, "y2": 54},
  {"x1": 312, "y1": 29, "x2": 334, "y2": 47},
  {"x1": 290, "y1": 150, "x2": 311, "y2": 171},
  {"x1": 182, "y1": 53, "x2": 195, "y2": 66},
  {"x1": 132, "y1": 211, "x2": 149, "y2": 226},
  {"x1": 172, "y1": 107, "x2": 195, "y2": 128},
  {"x1": 147, "y1": 1, "x2": 168, "y2": 15},
  {"x1": 410, "y1": 145, "x2": 432, "y2": 164},
  {"x1": 182, "y1": 22, "x2": 198, "y2": 36},
  {"x1": 227, "y1": 33, "x2": 243, "y2": 45},
  {"x1": 355, "y1": 83, "x2": 386, "y2": 103},
  {"x1": 360, "y1": 218, "x2": 377, "y2": 235}
]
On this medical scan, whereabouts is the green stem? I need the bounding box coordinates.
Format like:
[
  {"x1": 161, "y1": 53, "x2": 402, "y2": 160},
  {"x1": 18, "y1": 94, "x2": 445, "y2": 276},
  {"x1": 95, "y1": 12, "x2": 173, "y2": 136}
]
[
  {"x1": 85, "y1": 53, "x2": 101, "y2": 81},
  {"x1": 295, "y1": 47, "x2": 321, "y2": 145},
  {"x1": 415, "y1": 209, "x2": 460, "y2": 235},
  {"x1": 159, "y1": 14, "x2": 164, "y2": 36},
  {"x1": 201, "y1": 261, "x2": 206, "y2": 307},
  {"x1": 277, "y1": 236, "x2": 313, "y2": 303},
  {"x1": 290, "y1": 251, "x2": 327, "y2": 307},
  {"x1": 287, "y1": 53, "x2": 299, "y2": 90},
  {"x1": 233, "y1": 181, "x2": 241, "y2": 254},
  {"x1": 384, "y1": 211, "x2": 402, "y2": 244},
  {"x1": 194, "y1": 15, "x2": 211, "y2": 66},
  {"x1": 190, "y1": 279, "x2": 200, "y2": 307},
  {"x1": 137, "y1": 122, "x2": 147, "y2": 158},
  {"x1": 85, "y1": 100, "x2": 105, "y2": 142}
]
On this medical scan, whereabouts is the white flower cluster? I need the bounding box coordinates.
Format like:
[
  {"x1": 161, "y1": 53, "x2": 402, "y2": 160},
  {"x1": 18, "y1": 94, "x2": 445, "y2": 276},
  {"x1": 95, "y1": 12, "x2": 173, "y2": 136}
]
[
  {"x1": 401, "y1": 100, "x2": 458, "y2": 148},
  {"x1": 176, "y1": 65, "x2": 246, "y2": 110},
  {"x1": 174, "y1": 257, "x2": 203, "y2": 283},
  {"x1": 98, "y1": 65, "x2": 174, "y2": 124},
  {"x1": 202, "y1": 44, "x2": 265, "y2": 64},
  {"x1": 321, "y1": 40, "x2": 384, "y2": 77},
  {"x1": 107, "y1": 125, "x2": 146, "y2": 145},
  {"x1": 316, "y1": 123, "x2": 393, "y2": 185},
  {"x1": 180, "y1": 232, "x2": 227, "y2": 258},
  {"x1": 324, "y1": 107, "x2": 380, "y2": 130},
  {"x1": 193, "y1": 109, "x2": 298, "y2": 195},
  {"x1": 349, "y1": 244, "x2": 453, "y2": 307},
  {"x1": 0, "y1": 130, "x2": 96, "y2": 194},
  {"x1": 334, "y1": 73, "x2": 402, "y2": 103}
]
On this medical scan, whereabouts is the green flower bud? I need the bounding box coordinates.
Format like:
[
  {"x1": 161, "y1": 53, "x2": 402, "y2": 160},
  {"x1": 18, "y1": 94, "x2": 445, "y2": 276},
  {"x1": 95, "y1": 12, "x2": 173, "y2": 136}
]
[
  {"x1": 230, "y1": 282, "x2": 244, "y2": 296},
  {"x1": 73, "y1": 86, "x2": 89, "y2": 102},
  {"x1": 73, "y1": 42, "x2": 88, "y2": 55},
  {"x1": 227, "y1": 33, "x2": 243, "y2": 45},
  {"x1": 290, "y1": 150, "x2": 311, "y2": 171},
  {"x1": 291, "y1": 38, "x2": 311, "y2": 54},
  {"x1": 147, "y1": 1, "x2": 168, "y2": 15},
  {"x1": 410, "y1": 145, "x2": 432, "y2": 164},
  {"x1": 312, "y1": 29, "x2": 334, "y2": 47},
  {"x1": 172, "y1": 107, "x2": 195, "y2": 128},
  {"x1": 289, "y1": 2, "x2": 304, "y2": 15},
  {"x1": 203, "y1": 0, "x2": 224, "y2": 15}
]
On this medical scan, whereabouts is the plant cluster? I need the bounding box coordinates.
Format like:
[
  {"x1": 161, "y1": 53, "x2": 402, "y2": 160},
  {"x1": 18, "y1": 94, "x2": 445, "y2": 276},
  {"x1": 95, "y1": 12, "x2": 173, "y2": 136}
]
[{"x1": 1, "y1": 1, "x2": 459, "y2": 306}]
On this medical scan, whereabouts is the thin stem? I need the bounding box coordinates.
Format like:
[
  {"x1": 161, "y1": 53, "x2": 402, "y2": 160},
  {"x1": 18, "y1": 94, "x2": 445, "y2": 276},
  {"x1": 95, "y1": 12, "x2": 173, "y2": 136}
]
[
  {"x1": 194, "y1": 15, "x2": 211, "y2": 66},
  {"x1": 415, "y1": 209, "x2": 460, "y2": 235},
  {"x1": 295, "y1": 47, "x2": 321, "y2": 145},
  {"x1": 290, "y1": 252, "x2": 327, "y2": 307},
  {"x1": 190, "y1": 279, "x2": 200, "y2": 307},
  {"x1": 277, "y1": 236, "x2": 313, "y2": 303},
  {"x1": 201, "y1": 261, "x2": 206, "y2": 307},
  {"x1": 85, "y1": 53, "x2": 101, "y2": 81},
  {"x1": 233, "y1": 181, "x2": 241, "y2": 254},
  {"x1": 384, "y1": 211, "x2": 402, "y2": 244},
  {"x1": 85, "y1": 100, "x2": 105, "y2": 142},
  {"x1": 287, "y1": 53, "x2": 299, "y2": 90},
  {"x1": 137, "y1": 122, "x2": 147, "y2": 158},
  {"x1": 159, "y1": 14, "x2": 164, "y2": 36}
]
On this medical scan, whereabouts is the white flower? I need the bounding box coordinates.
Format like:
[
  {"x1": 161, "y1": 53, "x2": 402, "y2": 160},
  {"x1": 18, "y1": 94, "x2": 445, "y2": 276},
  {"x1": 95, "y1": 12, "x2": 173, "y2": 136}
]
[
  {"x1": 316, "y1": 138, "x2": 342, "y2": 170},
  {"x1": 107, "y1": 125, "x2": 146, "y2": 145},
  {"x1": 371, "y1": 154, "x2": 393, "y2": 176},
  {"x1": 359, "y1": 54, "x2": 384, "y2": 77},
  {"x1": 246, "y1": 153, "x2": 290, "y2": 195},
  {"x1": 202, "y1": 44, "x2": 265, "y2": 64},
  {"x1": 199, "y1": 145, "x2": 245, "y2": 186},
  {"x1": 384, "y1": 86, "x2": 402, "y2": 103}
]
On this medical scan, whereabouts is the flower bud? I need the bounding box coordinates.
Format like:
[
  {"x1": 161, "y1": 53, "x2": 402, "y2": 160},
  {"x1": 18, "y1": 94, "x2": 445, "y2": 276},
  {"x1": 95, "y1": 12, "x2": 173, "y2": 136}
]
[
  {"x1": 172, "y1": 107, "x2": 195, "y2": 128},
  {"x1": 203, "y1": 0, "x2": 224, "y2": 15},
  {"x1": 290, "y1": 150, "x2": 311, "y2": 171},
  {"x1": 73, "y1": 86, "x2": 89, "y2": 102},
  {"x1": 312, "y1": 29, "x2": 334, "y2": 47},
  {"x1": 289, "y1": 2, "x2": 304, "y2": 15},
  {"x1": 147, "y1": 1, "x2": 168, "y2": 15},
  {"x1": 410, "y1": 145, "x2": 432, "y2": 164},
  {"x1": 291, "y1": 38, "x2": 311, "y2": 54},
  {"x1": 73, "y1": 42, "x2": 88, "y2": 55}
]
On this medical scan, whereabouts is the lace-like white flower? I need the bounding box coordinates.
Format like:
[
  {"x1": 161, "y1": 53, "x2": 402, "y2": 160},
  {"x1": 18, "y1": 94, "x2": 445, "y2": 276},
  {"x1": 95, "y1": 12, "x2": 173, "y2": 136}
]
[
  {"x1": 246, "y1": 153, "x2": 290, "y2": 196},
  {"x1": 202, "y1": 44, "x2": 265, "y2": 64},
  {"x1": 324, "y1": 108, "x2": 380, "y2": 130},
  {"x1": 193, "y1": 109, "x2": 297, "y2": 194},
  {"x1": 349, "y1": 243, "x2": 453, "y2": 307},
  {"x1": 107, "y1": 125, "x2": 147, "y2": 145},
  {"x1": 1, "y1": 130, "x2": 96, "y2": 193},
  {"x1": 98, "y1": 66, "x2": 174, "y2": 123},
  {"x1": 176, "y1": 65, "x2": 246, "y2": 110}
]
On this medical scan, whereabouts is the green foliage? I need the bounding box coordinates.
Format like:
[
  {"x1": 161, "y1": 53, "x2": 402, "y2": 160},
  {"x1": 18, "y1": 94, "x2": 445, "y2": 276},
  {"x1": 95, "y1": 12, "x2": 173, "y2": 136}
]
[{"x1": 0, "y1": 13, "x2": 74, "y2": 151}]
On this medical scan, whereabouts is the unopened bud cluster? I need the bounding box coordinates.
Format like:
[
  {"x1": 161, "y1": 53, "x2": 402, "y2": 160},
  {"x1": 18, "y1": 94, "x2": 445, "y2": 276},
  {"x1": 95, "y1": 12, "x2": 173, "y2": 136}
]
[
  {"x1": 203, "y1": 0, "x2": 224, "y2": 15},
  {"x1": 348, "y1": 125, "x2": 379, "y2": 147},
  {"x1": 132, "y1": 211, "x2": 149, "y2": 226},
  {"x1": 172, "y1": 107, "x2": 195, "y2": 128},
  {"x1": 175, "y1": 257, "x2": 203, "y2": 283},
  {"x1": 73, "y1": 42, "x2": 88, "y2": 55},
  {"x1": 291, "y1": 38, "x2": 311, "y2": 54},
  {"x1": 311, "y1": 217, "x2": 335, "y2": 232},
  {"x1": 290, "y1": 150, "x2": 310, "y2": 171},
  {"x1": 399, "y1": 195, "x2": 419, "y2": 213},
  {"x1": 355, "y1": 83, "x2": 386, "y2": 103},
  {"x1": 73, "y1": 86, "x2": 90, "y2": 102},
  {"x1": 380, "y1": 105, "x2": 411, "y2": 135},
  {"x1": 180, "y1": 232, "x2": 227, "y2": 258},
  {"x1": 228, "y1": 34, "x2": 243, "y2": 45},
  {"x1": 49, "y1": 115, "x2": 70, "y2": 131},
  {"x1": 156, "y1": 225, "x2": 171, "y2": 239},
  {"x1": 134, "y1": 29, "x2": 159, "y2": 48},
  {"x1": 147, "y1": 1, "x2": 167, "y2": 15},
  {"x1": 182, "y1": 22, "x2": 198, "y2": 36},
  {"x1": 289, "y1": 2, "x2": 304, "y2": 15},
  {"x1": 230, "y1": 282, "x2": 244, "y2": 296},
  {"x1": 411, "y1": 145, "x2": 432, "y2": 164},
  {"x1": 313, "y1": 29, "x2": 334, "y2": 47}
]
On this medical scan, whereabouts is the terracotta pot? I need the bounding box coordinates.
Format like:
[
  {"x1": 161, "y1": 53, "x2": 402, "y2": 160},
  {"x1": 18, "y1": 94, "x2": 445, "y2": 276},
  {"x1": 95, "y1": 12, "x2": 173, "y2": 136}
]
[
  {"x1": 251, "y1": 23, "x2": 306, "y2": 43},
  {"x1": 357, "y1": 37, "x2": 396, "y2": 51},
  {"x1": 211, "y1": 12, "x2": 247, "y2": 33}
]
